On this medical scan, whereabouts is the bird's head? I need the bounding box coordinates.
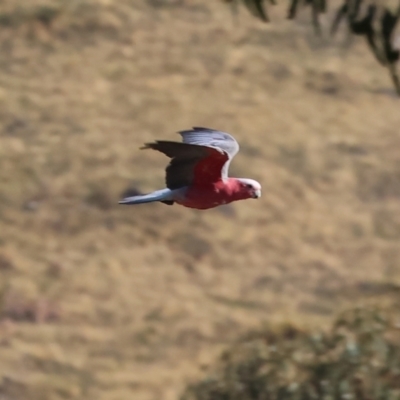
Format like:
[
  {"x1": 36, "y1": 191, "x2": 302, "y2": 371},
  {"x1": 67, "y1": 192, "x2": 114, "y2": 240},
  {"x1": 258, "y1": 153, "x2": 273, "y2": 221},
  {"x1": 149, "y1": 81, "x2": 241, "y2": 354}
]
[{"x1": 236, "y1": 178, "x2": 262, "y2": 199}]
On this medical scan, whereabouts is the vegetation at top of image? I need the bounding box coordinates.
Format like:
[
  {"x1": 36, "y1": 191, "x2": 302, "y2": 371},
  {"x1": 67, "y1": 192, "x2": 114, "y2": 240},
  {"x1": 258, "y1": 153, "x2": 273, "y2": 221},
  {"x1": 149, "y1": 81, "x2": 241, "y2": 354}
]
[
  {"x1": 223, "y1": 0, "x2": 400, "y2": 95},
  {"x1": 181, "y1": 306, "x2": 400, "y2": 400}
]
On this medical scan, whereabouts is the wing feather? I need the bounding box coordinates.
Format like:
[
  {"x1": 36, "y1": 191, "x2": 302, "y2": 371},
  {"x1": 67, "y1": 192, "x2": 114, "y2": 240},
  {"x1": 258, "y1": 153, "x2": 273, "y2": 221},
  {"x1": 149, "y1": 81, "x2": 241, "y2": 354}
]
[
  {"x1": 142, "y1": 127, "x2": 239, "y2": 189},
  {"x1": 178, "y1": 127, "x2": 239, "y2": 160}
]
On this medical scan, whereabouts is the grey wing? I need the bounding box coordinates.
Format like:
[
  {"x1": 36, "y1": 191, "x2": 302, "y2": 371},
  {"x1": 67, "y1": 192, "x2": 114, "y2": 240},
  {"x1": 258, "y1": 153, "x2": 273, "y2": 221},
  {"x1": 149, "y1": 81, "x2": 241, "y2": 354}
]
[
  {"x1": 141, "y1": 141, "x2": 211, "y2": 190},
  {"x1": 178, "y1": 127, "x2": 240, "y2": 178}
]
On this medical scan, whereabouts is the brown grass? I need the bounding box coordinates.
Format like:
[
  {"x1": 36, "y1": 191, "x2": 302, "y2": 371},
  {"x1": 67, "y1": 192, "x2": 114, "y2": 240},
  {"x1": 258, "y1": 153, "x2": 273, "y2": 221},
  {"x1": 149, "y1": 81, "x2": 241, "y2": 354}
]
[{"x1": 0, "y1": 0, "x2": 400, "y2": 399}]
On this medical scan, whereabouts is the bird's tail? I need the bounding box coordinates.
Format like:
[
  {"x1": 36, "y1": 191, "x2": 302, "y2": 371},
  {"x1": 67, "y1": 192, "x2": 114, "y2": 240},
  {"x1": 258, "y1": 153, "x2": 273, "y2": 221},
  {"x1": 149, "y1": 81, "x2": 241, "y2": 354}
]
[{"x1": 118, "y1": 188, "x2": 173, "y2": 205}]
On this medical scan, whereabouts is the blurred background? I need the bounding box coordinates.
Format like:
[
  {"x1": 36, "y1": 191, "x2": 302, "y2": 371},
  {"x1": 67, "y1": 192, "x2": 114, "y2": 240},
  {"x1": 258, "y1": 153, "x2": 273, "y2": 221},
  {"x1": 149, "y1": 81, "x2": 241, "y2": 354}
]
[{"x1": 0, "y1": 1, "x2": 400, "y2": 399}]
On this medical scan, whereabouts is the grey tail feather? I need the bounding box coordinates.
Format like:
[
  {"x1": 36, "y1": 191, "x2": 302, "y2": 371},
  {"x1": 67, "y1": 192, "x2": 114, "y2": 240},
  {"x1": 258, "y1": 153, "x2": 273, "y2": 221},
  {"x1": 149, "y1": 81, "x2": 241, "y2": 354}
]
[
  {"x1": 118, "y1": 188, "x2": 174, "y2": 205},
  {"x1": 118, "y1": 197, "x2": 155, "y2": 205}
]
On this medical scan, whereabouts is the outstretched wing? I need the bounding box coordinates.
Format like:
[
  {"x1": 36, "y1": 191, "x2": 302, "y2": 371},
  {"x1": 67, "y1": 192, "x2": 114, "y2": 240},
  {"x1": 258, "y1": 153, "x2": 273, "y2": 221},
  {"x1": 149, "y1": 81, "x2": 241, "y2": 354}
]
[
  {"x1": 141, "y1": 127, "x2": 240, "y2": 189},
  {"x1": 178, "y1": 127, "x2": 239, "y2": 160}
]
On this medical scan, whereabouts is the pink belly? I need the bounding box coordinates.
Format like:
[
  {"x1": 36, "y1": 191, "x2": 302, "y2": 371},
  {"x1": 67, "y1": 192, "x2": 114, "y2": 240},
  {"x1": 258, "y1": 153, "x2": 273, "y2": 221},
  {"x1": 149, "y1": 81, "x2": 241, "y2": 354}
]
[{"x1": 175, "y1": 186, "x2": 232, "y2": 210}]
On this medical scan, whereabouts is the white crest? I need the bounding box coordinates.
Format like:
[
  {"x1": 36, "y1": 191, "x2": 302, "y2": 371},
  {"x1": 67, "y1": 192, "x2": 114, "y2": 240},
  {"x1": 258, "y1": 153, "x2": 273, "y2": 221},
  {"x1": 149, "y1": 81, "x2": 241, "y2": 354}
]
[{"x1": 237, "y1": 178, "x2": 262, "y2": 190}]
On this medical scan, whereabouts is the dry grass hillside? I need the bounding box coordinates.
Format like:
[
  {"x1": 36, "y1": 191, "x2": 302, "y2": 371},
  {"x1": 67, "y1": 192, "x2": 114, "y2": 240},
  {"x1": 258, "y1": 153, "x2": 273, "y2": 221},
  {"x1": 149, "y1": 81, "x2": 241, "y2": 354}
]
[{"x1": 0, "y1": 1, "x2": 400, "y2": 399}]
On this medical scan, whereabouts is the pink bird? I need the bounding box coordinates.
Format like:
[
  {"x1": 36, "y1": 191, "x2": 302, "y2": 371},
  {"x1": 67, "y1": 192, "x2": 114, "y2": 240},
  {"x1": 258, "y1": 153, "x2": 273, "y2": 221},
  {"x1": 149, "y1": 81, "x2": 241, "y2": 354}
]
[{"x1": 119, "y1": 127, "x2": 261, "y2": 210}]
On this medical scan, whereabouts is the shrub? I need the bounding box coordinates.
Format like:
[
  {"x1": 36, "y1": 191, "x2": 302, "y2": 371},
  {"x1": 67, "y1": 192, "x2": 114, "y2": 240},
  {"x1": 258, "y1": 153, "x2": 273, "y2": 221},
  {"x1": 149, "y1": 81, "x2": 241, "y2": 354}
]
[{"x1": 181, "y1": 307, "x2": 400, "y2": 400}]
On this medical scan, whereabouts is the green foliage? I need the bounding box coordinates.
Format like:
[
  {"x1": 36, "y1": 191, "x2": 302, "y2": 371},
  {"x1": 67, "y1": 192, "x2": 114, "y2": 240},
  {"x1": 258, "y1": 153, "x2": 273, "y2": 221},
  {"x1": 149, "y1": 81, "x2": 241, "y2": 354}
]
[
  {"x1": 222, "y1": 0, "x2": 400, "y2": 95},
  {"x1": 181, "y1": 307, "x2": 400, "y2": 400}
]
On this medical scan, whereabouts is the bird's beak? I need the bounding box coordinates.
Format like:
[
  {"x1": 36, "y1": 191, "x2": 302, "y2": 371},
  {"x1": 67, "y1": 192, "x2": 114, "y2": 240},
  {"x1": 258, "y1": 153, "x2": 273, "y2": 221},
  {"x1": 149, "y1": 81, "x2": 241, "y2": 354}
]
[{"x1": 252, "y1": 189, "x2": 261, "y2": 199}]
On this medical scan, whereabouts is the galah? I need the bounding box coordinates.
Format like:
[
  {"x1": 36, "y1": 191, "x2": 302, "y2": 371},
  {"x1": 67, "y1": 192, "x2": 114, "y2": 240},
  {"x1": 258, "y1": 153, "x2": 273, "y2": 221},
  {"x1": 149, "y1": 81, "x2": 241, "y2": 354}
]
[{"x1": 119, "y1": 127, "x2": 261, "y2": 210}]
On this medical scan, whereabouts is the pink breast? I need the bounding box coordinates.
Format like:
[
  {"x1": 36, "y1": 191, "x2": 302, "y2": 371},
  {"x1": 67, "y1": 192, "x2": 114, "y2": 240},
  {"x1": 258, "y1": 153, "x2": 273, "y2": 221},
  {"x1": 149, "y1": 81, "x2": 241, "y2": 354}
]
[{"x1": 176, "y1": 185, "x2": 230, "y2": 210}]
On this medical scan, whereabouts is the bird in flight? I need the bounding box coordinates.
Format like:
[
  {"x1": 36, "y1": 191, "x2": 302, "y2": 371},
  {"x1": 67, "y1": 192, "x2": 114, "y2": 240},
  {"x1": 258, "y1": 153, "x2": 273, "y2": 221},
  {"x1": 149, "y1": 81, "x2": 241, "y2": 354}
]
[{"x1": 119, "y1": 127, "x2": 261, "y2": 210}]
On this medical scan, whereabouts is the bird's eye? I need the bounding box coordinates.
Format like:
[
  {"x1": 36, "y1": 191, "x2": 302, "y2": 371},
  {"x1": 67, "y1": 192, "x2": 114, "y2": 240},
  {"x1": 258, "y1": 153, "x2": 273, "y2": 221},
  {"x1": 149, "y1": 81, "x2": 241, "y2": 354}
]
[{"x1": 245, "y1": 184, "x2": 253, "y2": 189}]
